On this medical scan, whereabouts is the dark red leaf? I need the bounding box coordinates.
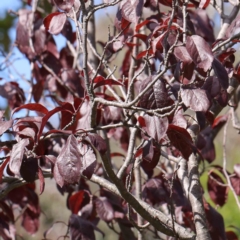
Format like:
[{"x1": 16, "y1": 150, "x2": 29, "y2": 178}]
[
  {"x1": 138, "y1": 76, "x2": 169, "y2": 109},
  {"x1": 204, "y1": 199, "x2": 226, "y2": 240},
  {"x1": 186, "y1": 35, "x2": 214, "y2": 71},
  {"x1": 142, "y1": 178, "x2": 167, "y2": 205},
  {"x1": 32, "y1": 81, "x2": 44, "y2": 103},
  {"x1": 60, "y1": 48, "x2": 72, "y2": 67},
  {"x1": 68, "y1": 190, "x2": 90, "y2": 214},
  {"x1": 136, "y1": 48, "x2": 153, "y2": 59},
  {"x1": 110, "y1": 152, "x2": 125, "y2": 158},
  {"x1": 212, "y1": 114, "x2": 228, "y2": 129},
  {"x1": 138, "y1": 116, "x2": 146, "y2": 127},
  {"x1": 0, "y1": 157, "x2": 10, "y2": 182},
  {"x1": 226, "y1": 231, "x2": 238, "y2": 240},
  {"x1": 94, "y1": 197, "x2": 114, "y2": 222},
  {"x1": 135, "y1": 19, "x2": 152, "y2": 32},
  {"x1": 212, "y1": 58, "x2": 229, "y2": 89},
  {"x1": 132, "y1": 33, "x2": 148, "y2": 42},
  {"x1": 202, "y1": 76, "x2": 221, "y2": 98},
  {"x1": 61, "y1": 69, "x2": 85, "y2": 98},
  {"x1": 208, "y1": 171, "x2": 228, "y2": 206},
  {"x1": 180, "y1": 88, "x2": 210, "y2": 112},
  {"x1": 93, "y1": 79, "x2": 123, "y2": 89},
  {"x1": 141, "y1": 140, "x2": 161, "y2": 174},
  {"x1": 43, "y1": 12, "x2": 67, "y2": 35},
  {"x1": 9, "y1": 139, "x2": 29, "y2": 177},
  {"x1": 12, "y1": 103, "x2": 48, "y2": 117},
  {"x1": 22, "y1": 207, "x2": 39, "y2": 234},
  {"x1": 152, "y1": 32, "x2": 167, "y2": 53},
  {"x1": 216, "y1": 88, "x2": 228, "y2": 107},
  {"x1": 199, "y1": 0, "x2": 210, "y2": 9},
  {"x1": 121, "y1": 48, "x2": 131, "y2": 76},
  {"x1": 38, "y1": 106, "x2": 71, "y2": 141},
  {"x1": 167, "y1": 125, "x2": 193, "y2": 159},
  {"x1": 0, "y1": 200, "x2": 14, "y2": 222},
  {"x1": 54, "y1": 135, "x2": 82, "y2": 187},
  {"x1": 142, "y1": 114, "x2": 168, "y2": 142},
  {"x1": 20, "y1": 156, "x2": 38, "y2": 182},
  {"x1": 42, "y1": 51, "x2": 62, "y2": 74}
]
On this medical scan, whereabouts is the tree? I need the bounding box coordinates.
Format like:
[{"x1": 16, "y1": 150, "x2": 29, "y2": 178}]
[{"x1": 0, "y1": 0, "x2": 240, "y2": 239}]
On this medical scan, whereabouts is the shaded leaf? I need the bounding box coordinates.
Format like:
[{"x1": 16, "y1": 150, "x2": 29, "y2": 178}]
[
  {"x1": 141, "y1": 140, "x2": 161, "y2": 175},
  {"x1": 94, "y1": 197, "x2": 114, "y2": 222},
  {"x1": 142, "y1": 178, "x2": 167, "y2": 205},
  {"x1": 225, "y1": 231, "x2": 238, "y2": 240},
  {"x1": 208, "y1": 171, "x2": 228, "y2": 206},
  {"x1": 61, "y1": 69, "x2": 85, "y2": 98},
  {"x1": 69, "y1": 214, "x2": 100, "y2": 240},
  {"x1": 204, "y1": 199, "x2": 226, "y2": 240},
  {"x1": 212, "y1": 58, "x2": 229, "y2": 89},
  {"x1": 78, "y1": 142, "x2": 96, "y2": 180},
  {"x1": 138, "y1": 76, "x2": 169, "y2": 109},
  {"x1": 199, "y1": 127, "x2": 216, "y2": 163},
  {"x1": 167, "y1": 125, "x2": 193, "y2": 159},
  {"x1": 20, "y1": 156, "x2": 38, "y2": 182},
  {"x1": 38, "y1": 106, "x2": 71, "y2": 140},
  {"x1": 54, "y1": 135, "x2": 82, "y2": 187},
  {"x1": 86, "y1": 134, "x2": 107, "y2": 155}
]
